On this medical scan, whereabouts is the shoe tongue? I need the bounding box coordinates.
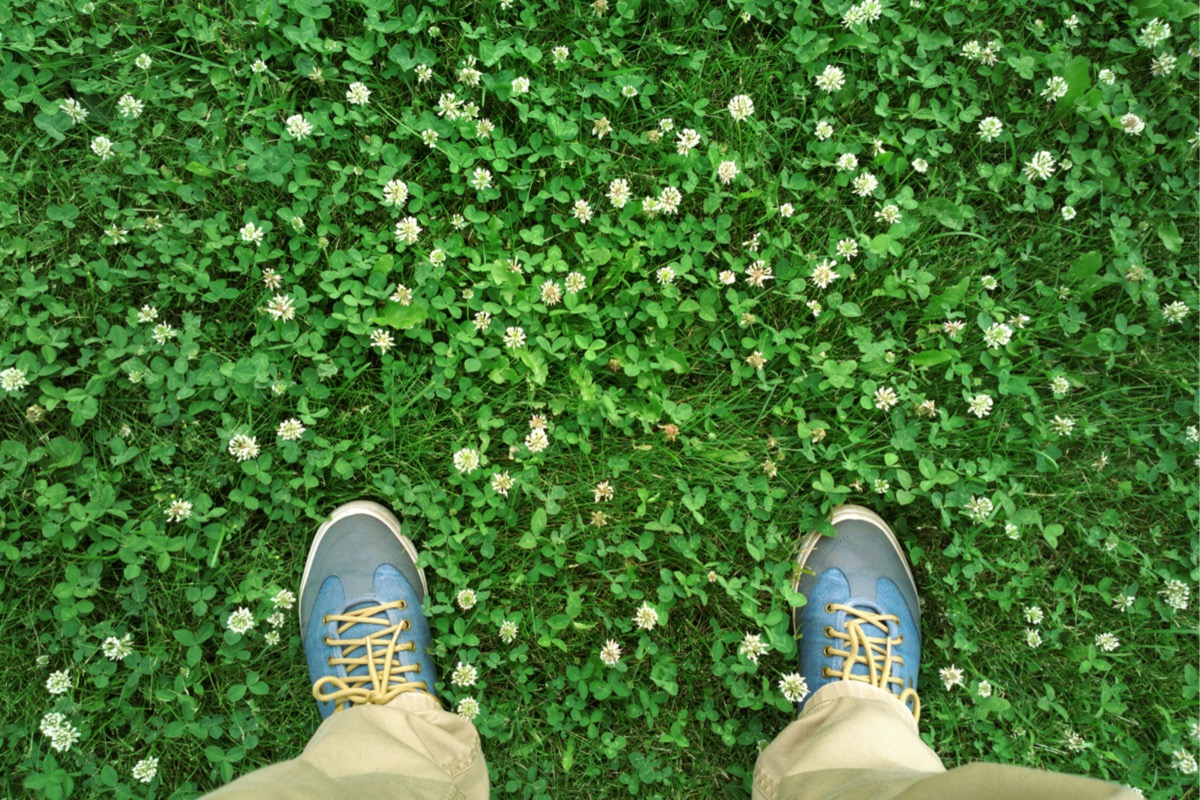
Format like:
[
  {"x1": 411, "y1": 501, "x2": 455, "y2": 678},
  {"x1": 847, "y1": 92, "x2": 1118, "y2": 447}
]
[
  {"x1": 835, "y1": 596, "x2": 898, "y2": 677},
  {"x1": 336, "y1": 596, "x2": 397, "y2": 679}
]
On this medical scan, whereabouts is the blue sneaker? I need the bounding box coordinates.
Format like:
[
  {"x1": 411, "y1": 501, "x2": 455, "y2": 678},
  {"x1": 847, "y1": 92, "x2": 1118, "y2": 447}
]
[
  {"x1": 792, "y1": 504, "x2": 921, "y2": 720},
  {"x1": 299, "y1": 500, "x2": 438, "y2": 719}
]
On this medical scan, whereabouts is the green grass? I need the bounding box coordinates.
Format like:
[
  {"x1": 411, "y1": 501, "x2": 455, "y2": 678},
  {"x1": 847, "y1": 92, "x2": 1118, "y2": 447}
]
[{"x1": 0, "y1": 0, "x2": 1197, "y2": 797}]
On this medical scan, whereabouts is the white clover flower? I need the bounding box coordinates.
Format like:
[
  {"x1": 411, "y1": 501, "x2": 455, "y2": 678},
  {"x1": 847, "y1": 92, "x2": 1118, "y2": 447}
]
[
  {"x1": 266, "y1": 294, "x2": 296, "y2": 321},
  {"x1": 369, "y1": 329, "x2": 395, "y2": 353},
  {"x1": 607, "y1": 178, "x2": 631, "y2": 208},
  {"x1": 499, "y1": 620, "x2": 519, "y2": 643},
  {"x1": 1023, "y1": 151, "x2": 1056, "y2": 181},
  {"x1": 675, "y1": 128, "x2": 701, "y2": 155},
  {"x1": 807, "y1": 300, "x2": 822, "y2": 317},
  {"x1": 135, "y1": 53, "x2": 152, "y2": 70},
  {"x1": 1172, "y1": 750, "x2": 1198, "y2": 775},
  {"x1": 239, "y1": 222, "x2": 265, "y2": 246},
  {"x1": 1094, "y1": 632, "x2": 1120, "y2": 652},
  {"x1": 1099, "y1": 68, "x2": 1116, "y2": 84},
  {"x1": 553, "y1": 46, "x2": 569, "y2": 63},
  {"x1": 811, "y1": 259, "x2": 841, "y2": 289},
  {"x1": 1137, "y1": 18, "x2": 1171, "y2": 49},
  {"x1": 151, "y1": 322, "x2": 177, "y2": 345},
  {"x1": 815, "y1": 64, "x2": 846, "y2": 92},
  {"x1": 457, "y1": 588, "x2": 478, "y2": 609},
  {"x1": 0, "y1": 367, "x2": 30, "y2": 392},
  {"x1": 977, "y1": 680, "x2": 993, "y2": 698},
  {"x1": 46, "y1": 669, "x2": 71, "y2": 695},
  {"x1": 117, "y1": 94, "x2": 144, "y2": 119},
  {"x1": 227, "y1": 434, "x2": 260, "y2": 462},
  {"x1": 421, "y1": 129, "x2": 438, "y2": 147},
  {"x1": 470, "y1": 168, "x2": 493, "y2": 191},
  {"x1": 540, "y1": 280, "x2": 563, "y2": 306},
  {"x1": 40, "y1": 713, "x2": 81, "y2": 752},
  {"x1": 451, "y1": 661, "x2": 479, "y2": 687},
  {"x1": 939, "y1": 665, "x2": 965, "y2": 690},
  {"x1": 594, "y1": 480, "x2": 614, "y2": 502},
  {"x1": 739, "y1": 632, "x2": 769, "y2": 664},
  {"x1": 1113, "y1": 594, "x2": 1135, "y2": 612},
  {"x1": 132, "y1": 756, "x2": 159, "y2": 784},
  {"x1": 1063, "y1": 730, "x2": 1089, "y2": 753},
  {"x1": 599, "y1": 639, "x2": 622, "y2": 666},
  {"x1": 911, "y1": 158, "x2": 929, "y2": 173},
  {"x1": 511, "y1": 76, "x2": 531, "y2": 94},
  {"x1": 277, "y1": 418, "x2": 306, "y2": 441},
  {"x1": 265, "y1": 630, "x2": 280, "y2": 645},
  {"x1": 390, "y1": 284, "x2": 413, "y2": 305},
  {"x1": 1050, "y1": 415, "x2": 1075, "y2": 436},
  {"x1": 1041, "y1": 76, "x2": 1069, "y2": 102},
  {"x1": 778, "y1": 672, "x2": 810, "y2": 703},
  {"x1": 565, "y1": 272, "x2": 586, "y2": 293},
  {"x1": 60, "y1": 97, "x2": 88, "y2": 123},
  {"x1": 852, "y1": 171, "x2": 878, "y2": 196},
  {"x1": 285, "y1": 114, "x2": 314, "y2": 139},
  {"x1": 983, "y1": 322, "x2": 1013, "y2": 348},
  {"x1": 1061, "y1": 205, "x2": 1076, "y2": 221},
  {"x1": 379, "y1": 181, "x2": 409, "y2": 212},
  {"x1": 836, "y1": 239, "x2": 859, "y2": 259},
  {"x1": 633, "y1": 603, "x2": 659, "y2": 631},
  {"x1": 251, "y1": 59, "x2": 268, "y2": 74},
  {"x1": 867, "y1": 207, "x2": 901, "y2": 229},
  {"x1": 746, "y1": 351, "x2": 766, "y2": 370},
  {"x1": 226, "y1": 607, "x2": 255, "y2": 634},
  {"x1": 525, "y1": 428, "x2": 550, "y2": 453},
  {"x1": 978, "y1": 116, "x2": 1004, "y2": 141},
  {"x1": 1150, "y1": 53, "x2": 1176, "y2": 76},
  {"x1": 1120, "y1": 113, "x2": 1145, "y2": 135},
  {"x1": 964, "y1": 495, "x2": 993, "y2": 522},
  {"x1": 91, "y1": 135, "x2": 115, "y2": 160},
  {"x1": 491, "y1": 471, "x2": 514, "y2": 496},
  {"x1": 1162, "y1": 301, "x2": 1190, "y2": 324},
  {"x1": 621, "y1": 84, "x2": 637, "y2": 98},
  {"x1": 395, "y1": 216, "x2": 422, "y2": 245},
  {"x1": 572, "y1": 199, "x2": 593, "y2": 224},
  {"x1": 415, "y1": 64, "x2": 433, "y2": 82},
  {"x1": 968, "y1": 394, "x2": 994, "y2": 418},
  {"x1": 1024, "y1": 605, "x2": 1044, "y2": 625},
  {"x1": 779, "y1": 202, "x2": 795, "y2": 218},
  {"x1": 873, "y1": 386, "x2": 898, "y2": 412},
  {"x1": 835, "y1": 153, "x2": 858, "y2": 172},
  {"x1": 656, "y1": 266, "x2": 676, "y2": 285},
  {"x1": 727, "y1": 94, "x2": 754, "y2": 122},
  {"x1": 1026, "y1": 628, "x2": 1043, "y2": 648},
  {"x1": 453, "y1": 448, "x2": 481, "y2": 474},
  {"x1": 717, "y1": 160, "x2": 739, "y2": 185},
  {"x1": 503, "y1": 326, "x2": 526, "y2": 349},
  {"x1": 456, "y1": 697, "x2": 480, "y2": 720},
  {"x1": 345, "y1": 80, "x2": 367, "y2": 104},
  {"x1": 815, "y1": 120, "x2": 834, "y2": 140},
  {"x1": 270, "y1": 589, "x2": 296, "y2": 610},
  {"x1": 1161, "y1": 579, "x2": 1189, "y2": 611},
  {"x1": 165, "y1": 499, "x2": 192, "y2": 523},
  {"x1": 102, "y1": 633, "x2": 134, "y2": 660}
]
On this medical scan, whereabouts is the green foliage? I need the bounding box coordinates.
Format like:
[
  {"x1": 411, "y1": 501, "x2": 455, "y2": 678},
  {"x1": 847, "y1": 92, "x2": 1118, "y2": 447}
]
[{"x1": 0, "y1": 0, "x2": 1196, "y2": 797}]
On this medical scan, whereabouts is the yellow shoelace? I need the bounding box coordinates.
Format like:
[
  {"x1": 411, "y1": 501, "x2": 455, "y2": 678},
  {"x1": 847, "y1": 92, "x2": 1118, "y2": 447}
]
[
  {"x1": 822, "y1": 602, "x2": 921, "y2": 722},
  {"x1": 312, "y1": 600, "x2": 428, "y2": 712}
]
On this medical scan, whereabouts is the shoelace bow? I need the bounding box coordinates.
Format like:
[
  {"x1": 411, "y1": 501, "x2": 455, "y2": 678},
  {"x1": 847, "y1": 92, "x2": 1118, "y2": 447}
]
[
  {"x1": 312, "y1": 600, "x2": 427, "y2": 712},
  {"x1": 823, "y1": 602, "x2": 921, "y2": 722}
]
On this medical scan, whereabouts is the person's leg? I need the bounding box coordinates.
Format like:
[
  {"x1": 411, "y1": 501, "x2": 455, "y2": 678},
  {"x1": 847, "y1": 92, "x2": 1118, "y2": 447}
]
[
  {"x1": 203, "y1": 501, "x2": 488, "y2": 800},
  {"x1": 753, "y1": 505, "x2": 1135, "y2": 800}
]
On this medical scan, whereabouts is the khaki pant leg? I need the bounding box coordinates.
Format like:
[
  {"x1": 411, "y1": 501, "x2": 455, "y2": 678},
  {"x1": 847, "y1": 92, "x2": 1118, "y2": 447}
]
[
  {"x1": 753, "y1": 682, "x2": 1134, "y2": 800},
  {"x1": 203, "y1": 693, "x2": 488, "y2": 800}
]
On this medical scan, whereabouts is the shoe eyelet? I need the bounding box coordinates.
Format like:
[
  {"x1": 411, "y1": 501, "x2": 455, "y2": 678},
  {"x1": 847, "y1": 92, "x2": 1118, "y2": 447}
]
[
  {"x1": 824, "y1": 626, "x2": 834, "y2": 637},
  {"x1": 894, "y1": 636, "x2": 903, "y2": 644},
  {"x1": 322, "y1": 615, "x2": 330, "y2": 624},
  {"x1": 398, "y1": 600, "x2": 407, "y2": 610},
  {"x1": 821, "y1": 668, "x2": 833, "y2": 678},
  {"x1": 824, "y1": 603, "x2": 835, "y2": 613},
  {"x1": 324, "y1": 637, "x2": 333, "y2": 645},
  {"x1": 822, "y1": 646, "x2": 833, "y2": 656}
]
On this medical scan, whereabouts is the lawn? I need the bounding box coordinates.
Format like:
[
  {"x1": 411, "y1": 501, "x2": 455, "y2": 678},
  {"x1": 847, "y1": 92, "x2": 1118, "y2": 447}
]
[{"x1": 0, "y1": 0, "x2": 1197, "y2": 797}]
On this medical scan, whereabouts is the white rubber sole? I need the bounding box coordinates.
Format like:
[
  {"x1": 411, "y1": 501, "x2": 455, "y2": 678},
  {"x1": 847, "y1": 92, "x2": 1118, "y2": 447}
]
[
  {"x1": 298, "y1": 500, "x2": 428, "y2": 618},
  {"x1": 793, "y1": 504, "x2": 917, "y2": 592}
]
